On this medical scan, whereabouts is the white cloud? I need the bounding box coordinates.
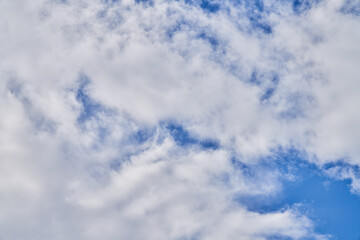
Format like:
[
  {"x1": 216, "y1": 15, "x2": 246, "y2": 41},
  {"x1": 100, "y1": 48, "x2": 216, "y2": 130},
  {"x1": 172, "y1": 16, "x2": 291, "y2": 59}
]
[{"x1": 1, "y1": 0, "x2": 359, "y2": 238}]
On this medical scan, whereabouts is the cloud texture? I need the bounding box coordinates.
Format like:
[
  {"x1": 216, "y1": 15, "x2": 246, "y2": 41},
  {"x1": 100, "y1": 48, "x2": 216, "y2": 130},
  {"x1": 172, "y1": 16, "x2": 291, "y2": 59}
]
[{"x1": 0, "y1": 0, "x2": 359, "y2": 239}]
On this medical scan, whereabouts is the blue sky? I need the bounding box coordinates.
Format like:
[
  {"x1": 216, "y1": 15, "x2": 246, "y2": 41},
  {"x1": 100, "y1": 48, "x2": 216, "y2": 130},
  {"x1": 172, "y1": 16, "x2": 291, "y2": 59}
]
[
  {"x1": 0, "y1": 0, "x2": 360, "y2": 239},
  {"x1": 236, "y1": 152, "x2": 360, "y2": 240}
]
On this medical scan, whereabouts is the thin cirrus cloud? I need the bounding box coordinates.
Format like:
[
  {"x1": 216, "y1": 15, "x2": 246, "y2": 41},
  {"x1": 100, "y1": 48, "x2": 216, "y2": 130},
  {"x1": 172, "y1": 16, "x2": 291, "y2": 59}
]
[{"x1": 0, "y1": 0, "x2": 359, "y2": 239}]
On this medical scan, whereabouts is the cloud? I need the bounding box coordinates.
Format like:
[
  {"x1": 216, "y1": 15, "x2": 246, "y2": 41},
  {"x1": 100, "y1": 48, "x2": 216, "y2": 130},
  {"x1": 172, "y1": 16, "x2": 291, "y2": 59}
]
[{"x1": 0, "y1": 0, "x2": 359, "y2": 239}]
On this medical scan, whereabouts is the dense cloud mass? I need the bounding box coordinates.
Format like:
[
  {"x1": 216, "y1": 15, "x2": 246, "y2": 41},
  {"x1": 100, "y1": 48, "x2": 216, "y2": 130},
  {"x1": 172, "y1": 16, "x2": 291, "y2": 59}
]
[{"x1": 0, "y1": 0, "x2": 359, "y2": 239}]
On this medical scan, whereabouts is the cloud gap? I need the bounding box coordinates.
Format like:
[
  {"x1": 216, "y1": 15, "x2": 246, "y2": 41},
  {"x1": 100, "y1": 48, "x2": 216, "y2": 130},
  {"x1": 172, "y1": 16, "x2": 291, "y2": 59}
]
[
  {"x1": 235, "y1": 148, "x2": 360, "y2": 239},
  {"x1": 164, "y1": 122, "x2": 220, "y2": 150},
  {"x1": 340, "y1": 0, "x2": 360, "y2": 16}
]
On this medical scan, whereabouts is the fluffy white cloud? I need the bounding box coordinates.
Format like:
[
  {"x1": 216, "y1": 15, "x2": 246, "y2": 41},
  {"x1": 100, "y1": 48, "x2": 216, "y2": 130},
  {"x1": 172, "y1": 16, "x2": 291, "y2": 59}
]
[{"x1": 0, "y1": 0, "x2": 359, "y2": 239}]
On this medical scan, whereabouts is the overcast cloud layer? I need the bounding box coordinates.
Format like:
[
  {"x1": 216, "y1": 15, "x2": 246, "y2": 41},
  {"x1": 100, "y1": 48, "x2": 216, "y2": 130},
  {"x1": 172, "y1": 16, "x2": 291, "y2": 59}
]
[{"x1": 0, "y1": 0, "x2": 360, "y2": 239}]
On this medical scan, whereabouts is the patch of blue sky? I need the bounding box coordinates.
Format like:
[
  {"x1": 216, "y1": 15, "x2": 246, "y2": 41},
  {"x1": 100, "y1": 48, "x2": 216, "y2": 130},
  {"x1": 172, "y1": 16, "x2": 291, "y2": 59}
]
[
  {"x1": 165, "y1": 20, "x2": 187, "y2": 39},
  {"x1": 241, "y1": 0, "x2": 265, "y2": 18},
  {"x1": 227, "y1": 0, "x2": 264, "y2": 13},
  {"x1": 241, "y1": 0, "x2": 321, "y2": 14},
  {"x1": 135, "y1": 0, "x2": 154, "y2": 6},
  {"x1": 76, "y1": 74, "x2": 115, "y2": 144},
  {"x1": 199, "y1": 0, "x2": 220, "y2": 13},
  {"x1": 101, "y1": 0, "x2": 120, "y2": 4},
  {"x1": 324, "y1": 161, "x2": 360, "y2": 173},
  {"x1": 260, "y1": 87, "x2": 276, "y2": 101},
  {"x1": 164, "y1": 122, "x2": 220, "y2": 150},
  {"x1": 248, "y1": 71, "x2": 279, "y2": 102},
  {"x1": 231, "y1": 156, "x2": 254, "y2": 177},
  {"x1": 165, "y1": 17, "x2": 220, "y2": 51},
  {"x1": 251, "y1": 19, "x2": 272, "y2": 34},
  {"x1": 108, "y1": 122, "x2": 220, "y2": 172},
  {"x1": 249, "y1": 70, "x2": 261, "y2": 85},
  {"x1": 184, "y1": 0, "x2": 220, "y2": 13},
  {"x1": 76, "y1": 75, "x2": 103, "y2": 123},
  {"x1": 108, "y1": 128, "x2": 158, "y2": 171},
  {"x1": 230, "y1": 0, "x2": 323, "y2": 21},
  {"x1": 227, "y1": 0, "x2": 273, "y2": 34},
  {"x1": 197, "y1": 31, "x2": 219, "y2": 49},
  {"x1": 261, "y1": 75, "x2": 279, "y2": 101},
  {"x1": 323, "y1": 161, "x2": 360, "y2": 183},
  {"x1": 340, "y1": 0, "x2": 360, "y2": 16},
  {"x1": 235, "y1": 149, "x2": 360, "y2": 240},
  {"x1": 130, "y1": 127, "x2": 158, "y2": 144},
  {"x1": 291, "y1": 0, "x2": 322, "y2": 14}
]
